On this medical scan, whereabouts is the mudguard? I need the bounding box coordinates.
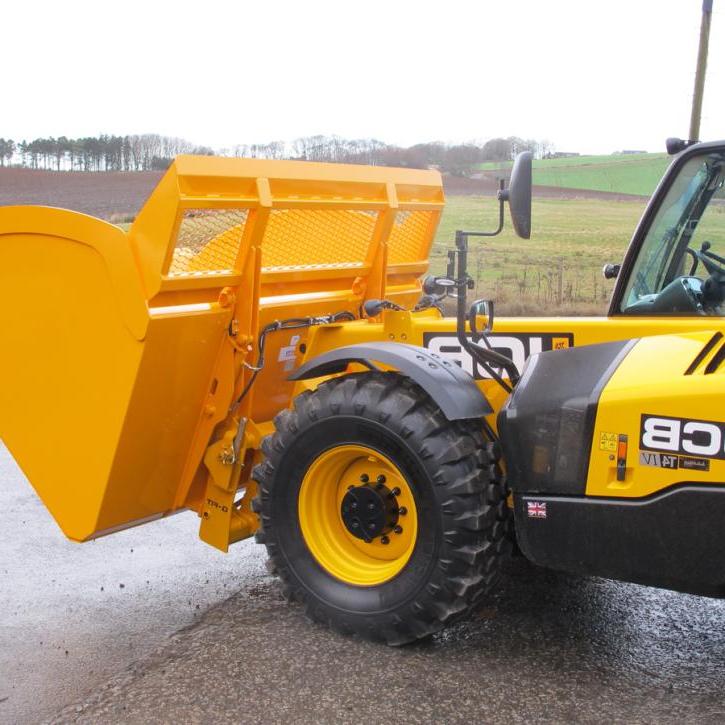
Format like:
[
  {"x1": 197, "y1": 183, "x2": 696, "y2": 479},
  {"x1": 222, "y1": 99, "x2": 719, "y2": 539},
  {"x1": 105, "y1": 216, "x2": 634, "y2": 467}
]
[{"x1": 289, "y1": 342, "x2": 492, "y2": 421}]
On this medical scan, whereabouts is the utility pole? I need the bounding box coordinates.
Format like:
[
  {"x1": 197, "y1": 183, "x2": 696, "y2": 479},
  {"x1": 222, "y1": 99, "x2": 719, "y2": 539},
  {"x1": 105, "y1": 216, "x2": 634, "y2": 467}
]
[{"x1": 689, "y1": 0, "x2": 714, "y2": 142}]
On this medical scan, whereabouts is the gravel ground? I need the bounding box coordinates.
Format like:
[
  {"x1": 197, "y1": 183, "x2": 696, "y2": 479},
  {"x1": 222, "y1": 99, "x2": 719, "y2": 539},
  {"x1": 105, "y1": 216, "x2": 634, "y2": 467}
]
[
  {"x1": 3, "y1": 440, "x2": 725, "y2": 724},
  {"x1": 53, "y1": 554, "x2": 725, "y2": 725}
]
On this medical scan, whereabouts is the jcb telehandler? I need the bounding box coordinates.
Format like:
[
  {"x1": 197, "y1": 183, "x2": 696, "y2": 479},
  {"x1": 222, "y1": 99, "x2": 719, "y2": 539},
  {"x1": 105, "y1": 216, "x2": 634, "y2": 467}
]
[{"x1": 1, "y1": 139, "x2": 723, "y2": 644}]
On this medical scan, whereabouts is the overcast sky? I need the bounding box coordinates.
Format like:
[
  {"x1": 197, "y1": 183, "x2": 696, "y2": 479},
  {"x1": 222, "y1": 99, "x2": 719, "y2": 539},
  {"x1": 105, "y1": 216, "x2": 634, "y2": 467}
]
[{"x1": 3, "y1": 0, "x2": 723, "y2": 154}]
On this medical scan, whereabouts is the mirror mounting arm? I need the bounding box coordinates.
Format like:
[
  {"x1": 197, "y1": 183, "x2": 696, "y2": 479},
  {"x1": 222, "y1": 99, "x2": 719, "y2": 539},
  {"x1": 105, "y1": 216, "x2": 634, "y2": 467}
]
[
  {"x1": 454, "y1": 180, "x2": 507, "y2": 243},
  {"x1": 436, "y1": 150, "x2": 531, "y2": 396}
]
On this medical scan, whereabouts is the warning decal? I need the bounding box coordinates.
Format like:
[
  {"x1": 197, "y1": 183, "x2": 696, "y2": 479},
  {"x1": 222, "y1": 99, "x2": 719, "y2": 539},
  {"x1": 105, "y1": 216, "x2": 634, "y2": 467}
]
[{"x1": 599, "y1": 432, "x2": 618, "y2": 452}]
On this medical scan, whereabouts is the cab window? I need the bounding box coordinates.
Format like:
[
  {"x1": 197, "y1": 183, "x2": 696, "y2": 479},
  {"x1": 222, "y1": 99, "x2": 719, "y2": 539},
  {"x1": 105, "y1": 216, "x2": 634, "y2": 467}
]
[{"x1": 621, "y1": 152, "x2": 724, "y2": 316}]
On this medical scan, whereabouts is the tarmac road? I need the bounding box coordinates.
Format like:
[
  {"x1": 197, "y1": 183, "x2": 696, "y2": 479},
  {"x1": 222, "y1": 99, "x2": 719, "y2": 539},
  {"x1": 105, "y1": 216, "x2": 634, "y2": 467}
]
[
  {"x1": 0, "y1": 442, "x2": 264, "y2": 724},
  {"x1": 3, "y1": 442, "x2": 725, "y2": 724}
]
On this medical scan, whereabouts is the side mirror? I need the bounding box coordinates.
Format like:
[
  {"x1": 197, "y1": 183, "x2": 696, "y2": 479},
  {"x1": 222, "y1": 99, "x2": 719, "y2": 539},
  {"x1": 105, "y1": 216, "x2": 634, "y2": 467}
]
[
  {"x1": 468, "y1": 299, "x2": 494, "y2": 339},
  {"x1": 499, "y1": 151, "x2": 532, "y2": 239}
]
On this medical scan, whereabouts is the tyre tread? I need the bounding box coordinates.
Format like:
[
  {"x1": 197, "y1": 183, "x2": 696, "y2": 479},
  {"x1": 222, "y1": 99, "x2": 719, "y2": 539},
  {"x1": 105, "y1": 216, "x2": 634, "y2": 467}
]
[{"x1": 252, "y1": 371, "x2": 511, "y2": 645}]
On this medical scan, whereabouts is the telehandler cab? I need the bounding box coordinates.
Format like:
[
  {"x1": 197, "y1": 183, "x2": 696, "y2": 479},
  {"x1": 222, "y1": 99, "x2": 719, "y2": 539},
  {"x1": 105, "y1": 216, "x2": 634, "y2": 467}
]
[{"x1": 1, "y1": 140, "x2": 723, "y2": 644}]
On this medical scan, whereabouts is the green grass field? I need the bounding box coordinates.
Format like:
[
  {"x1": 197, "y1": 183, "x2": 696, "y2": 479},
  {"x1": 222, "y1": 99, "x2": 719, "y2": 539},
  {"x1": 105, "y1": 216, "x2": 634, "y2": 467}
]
[
  {"x1": 434, "y1": 196, "x2": 649, "y2": 315},
  {"x1": 477, "y1": 153, "x2": 670, "y2": 197}
]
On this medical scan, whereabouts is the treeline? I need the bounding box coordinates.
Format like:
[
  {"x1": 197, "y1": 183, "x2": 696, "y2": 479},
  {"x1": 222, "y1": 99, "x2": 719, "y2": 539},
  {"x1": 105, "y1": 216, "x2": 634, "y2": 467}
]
[
  {"x1": 225, "y1": 135, "x2": 551, "y2": 175},
  {"x1": 0, "y1": 135, "x2": 214, "y2": 171},
  {"x1": 1, "y1": 133, "x2": 553, "y2": 175}
]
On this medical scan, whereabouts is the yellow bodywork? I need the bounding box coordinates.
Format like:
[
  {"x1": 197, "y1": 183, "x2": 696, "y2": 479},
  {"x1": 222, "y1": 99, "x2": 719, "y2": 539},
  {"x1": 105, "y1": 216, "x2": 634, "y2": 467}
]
[
  {"x1": 587, "y1": 329, "x2": 725, "y2": 498},
  {"x1": 0, "y1": 156, "x2": 442, "y2": 546},
  {"x1": 0, "y1": 155, "x2": 722, "y2": 551}
]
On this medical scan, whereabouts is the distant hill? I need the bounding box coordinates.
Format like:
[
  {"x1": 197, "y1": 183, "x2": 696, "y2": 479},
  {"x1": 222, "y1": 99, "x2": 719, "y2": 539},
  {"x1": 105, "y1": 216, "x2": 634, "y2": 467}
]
[{"x1": 476, "y1": 153, "x2": 670, "y2": 197}]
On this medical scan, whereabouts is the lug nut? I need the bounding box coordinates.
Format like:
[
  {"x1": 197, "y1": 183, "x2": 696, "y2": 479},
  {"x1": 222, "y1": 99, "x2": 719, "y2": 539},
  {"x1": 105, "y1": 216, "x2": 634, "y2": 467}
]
[
  {"x1": 360, "y1": 474, "x2": 369, "y2": 483},
  {"x1": 368, "y1": 523, "x2": 376, "y2": 531},
  {"x1": 380, "y1": 536, "x2": 390, "y2": 545},
  {"x1": 376, "y1": 483, "x2": 384, "y2": 491},
  {"x1": 394, "y1": 525, "x2": 403, "y2": 534},
  {"x1": 352, "y1": 522, "x2": 359, "y2": 528},
  {"x1": 376, "y1": 474, "x2": 386, "y2": 484},
  {"x1": 368, "y1": 503, "x2": 375, "y2": 510},
  {"x1": 398, "y1": 507, "x2": 407, "y2": 516},
  {"x1": 351, "y1": 502, "x2": 358, "y2": 510},
  {"x1": 390, "y1": 487, "x2": 401, "y2": 497}
]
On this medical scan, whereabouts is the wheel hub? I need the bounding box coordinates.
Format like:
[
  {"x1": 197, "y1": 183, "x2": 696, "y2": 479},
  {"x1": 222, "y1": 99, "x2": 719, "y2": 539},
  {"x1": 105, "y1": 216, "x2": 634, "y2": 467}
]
[{"x1": 341, "y1": 480, "x2": 400, "y2": 543}]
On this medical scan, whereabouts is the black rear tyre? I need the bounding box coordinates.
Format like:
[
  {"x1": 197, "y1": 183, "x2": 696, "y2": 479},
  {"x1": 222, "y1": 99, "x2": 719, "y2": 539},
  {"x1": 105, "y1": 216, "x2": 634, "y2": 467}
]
[{"x1": 252, "y1": 371, "x2": 510, "y2": 645}]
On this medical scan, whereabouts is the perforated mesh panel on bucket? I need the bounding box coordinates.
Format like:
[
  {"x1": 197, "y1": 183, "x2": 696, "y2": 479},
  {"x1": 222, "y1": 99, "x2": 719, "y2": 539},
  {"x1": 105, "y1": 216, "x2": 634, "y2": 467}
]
[
  {"x1": 169, "y1": 209, "x2": 249, "y2": 275},
  {"x1": 261, "y1": 209, "x2": 377, "y2": 271},
  {"x1": 388, "y1": 211, "x2": 435, "y2": 264}
]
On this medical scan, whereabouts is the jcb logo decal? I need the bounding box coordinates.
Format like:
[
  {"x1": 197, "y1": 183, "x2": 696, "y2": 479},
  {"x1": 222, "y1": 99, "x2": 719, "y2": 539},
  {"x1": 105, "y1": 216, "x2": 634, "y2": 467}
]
[
  {"x1": 423, "y1": 332, "x2": 574, "y2": 380},
  {"x1": 640, "y1": 414, "x2": 725, "y2": 460}
]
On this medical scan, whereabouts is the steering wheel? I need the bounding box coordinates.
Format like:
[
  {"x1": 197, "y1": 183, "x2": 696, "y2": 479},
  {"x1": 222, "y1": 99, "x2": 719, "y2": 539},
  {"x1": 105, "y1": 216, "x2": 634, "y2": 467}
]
[{"x1": 686, "y1": 241, "x2": 725, "y2": 310}]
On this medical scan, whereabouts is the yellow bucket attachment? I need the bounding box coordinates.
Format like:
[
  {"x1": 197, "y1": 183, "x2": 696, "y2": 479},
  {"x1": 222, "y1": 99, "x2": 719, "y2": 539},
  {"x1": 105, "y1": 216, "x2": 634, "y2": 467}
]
[{"x1": 0, "y1": 156, "x2": 443, "y2": 543}]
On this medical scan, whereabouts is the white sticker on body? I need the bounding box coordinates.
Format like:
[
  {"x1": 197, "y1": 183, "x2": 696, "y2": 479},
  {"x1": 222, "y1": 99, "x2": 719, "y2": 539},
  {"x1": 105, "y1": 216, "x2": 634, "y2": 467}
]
[{"x1": 278, "y1": 335, "x2": 301, "y2": 363}]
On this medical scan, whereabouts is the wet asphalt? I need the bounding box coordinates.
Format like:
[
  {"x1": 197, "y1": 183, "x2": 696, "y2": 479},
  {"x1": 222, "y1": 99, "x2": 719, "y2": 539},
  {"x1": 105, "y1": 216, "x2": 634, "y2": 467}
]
[
  {"x1": 3, "y1": 442, "x2": 725, "y2": 724},
  {"x1": 0, "y1": 443, "x2": 262, "y2": 724}
]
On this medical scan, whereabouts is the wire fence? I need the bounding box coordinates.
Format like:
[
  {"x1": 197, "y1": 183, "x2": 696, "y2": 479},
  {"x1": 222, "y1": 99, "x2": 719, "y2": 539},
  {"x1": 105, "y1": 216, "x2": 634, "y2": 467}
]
[{"x1": 430, "y1": 243, "x2": 616, "y2": 315}]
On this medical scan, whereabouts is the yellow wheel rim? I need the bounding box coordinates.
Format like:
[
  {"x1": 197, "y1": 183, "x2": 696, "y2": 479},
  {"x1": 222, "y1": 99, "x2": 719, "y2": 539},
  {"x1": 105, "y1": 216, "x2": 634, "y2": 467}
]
[{"x1": 298, "y1": 444, "x2": 418, "y2": 587}]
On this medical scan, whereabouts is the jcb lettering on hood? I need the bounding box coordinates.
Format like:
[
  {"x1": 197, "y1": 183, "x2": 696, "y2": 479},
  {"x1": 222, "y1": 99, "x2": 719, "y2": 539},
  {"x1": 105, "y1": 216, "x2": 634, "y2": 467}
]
[{"x1": 640, "y1": 414, "x2": 725, "y2": 460}]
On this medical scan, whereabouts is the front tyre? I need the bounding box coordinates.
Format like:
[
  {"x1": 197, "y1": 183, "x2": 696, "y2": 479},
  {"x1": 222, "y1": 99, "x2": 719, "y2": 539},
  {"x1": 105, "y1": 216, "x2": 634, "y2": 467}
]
[{"x1": 252, "y1": 372, "x2": 510, "y2": 645}]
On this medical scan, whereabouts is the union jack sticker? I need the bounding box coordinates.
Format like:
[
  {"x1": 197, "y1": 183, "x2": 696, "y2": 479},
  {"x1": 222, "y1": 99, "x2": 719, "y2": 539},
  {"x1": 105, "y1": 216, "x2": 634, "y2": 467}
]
[{"x1": 527, "y1": 501, "x2": 547, "y2": 519}]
